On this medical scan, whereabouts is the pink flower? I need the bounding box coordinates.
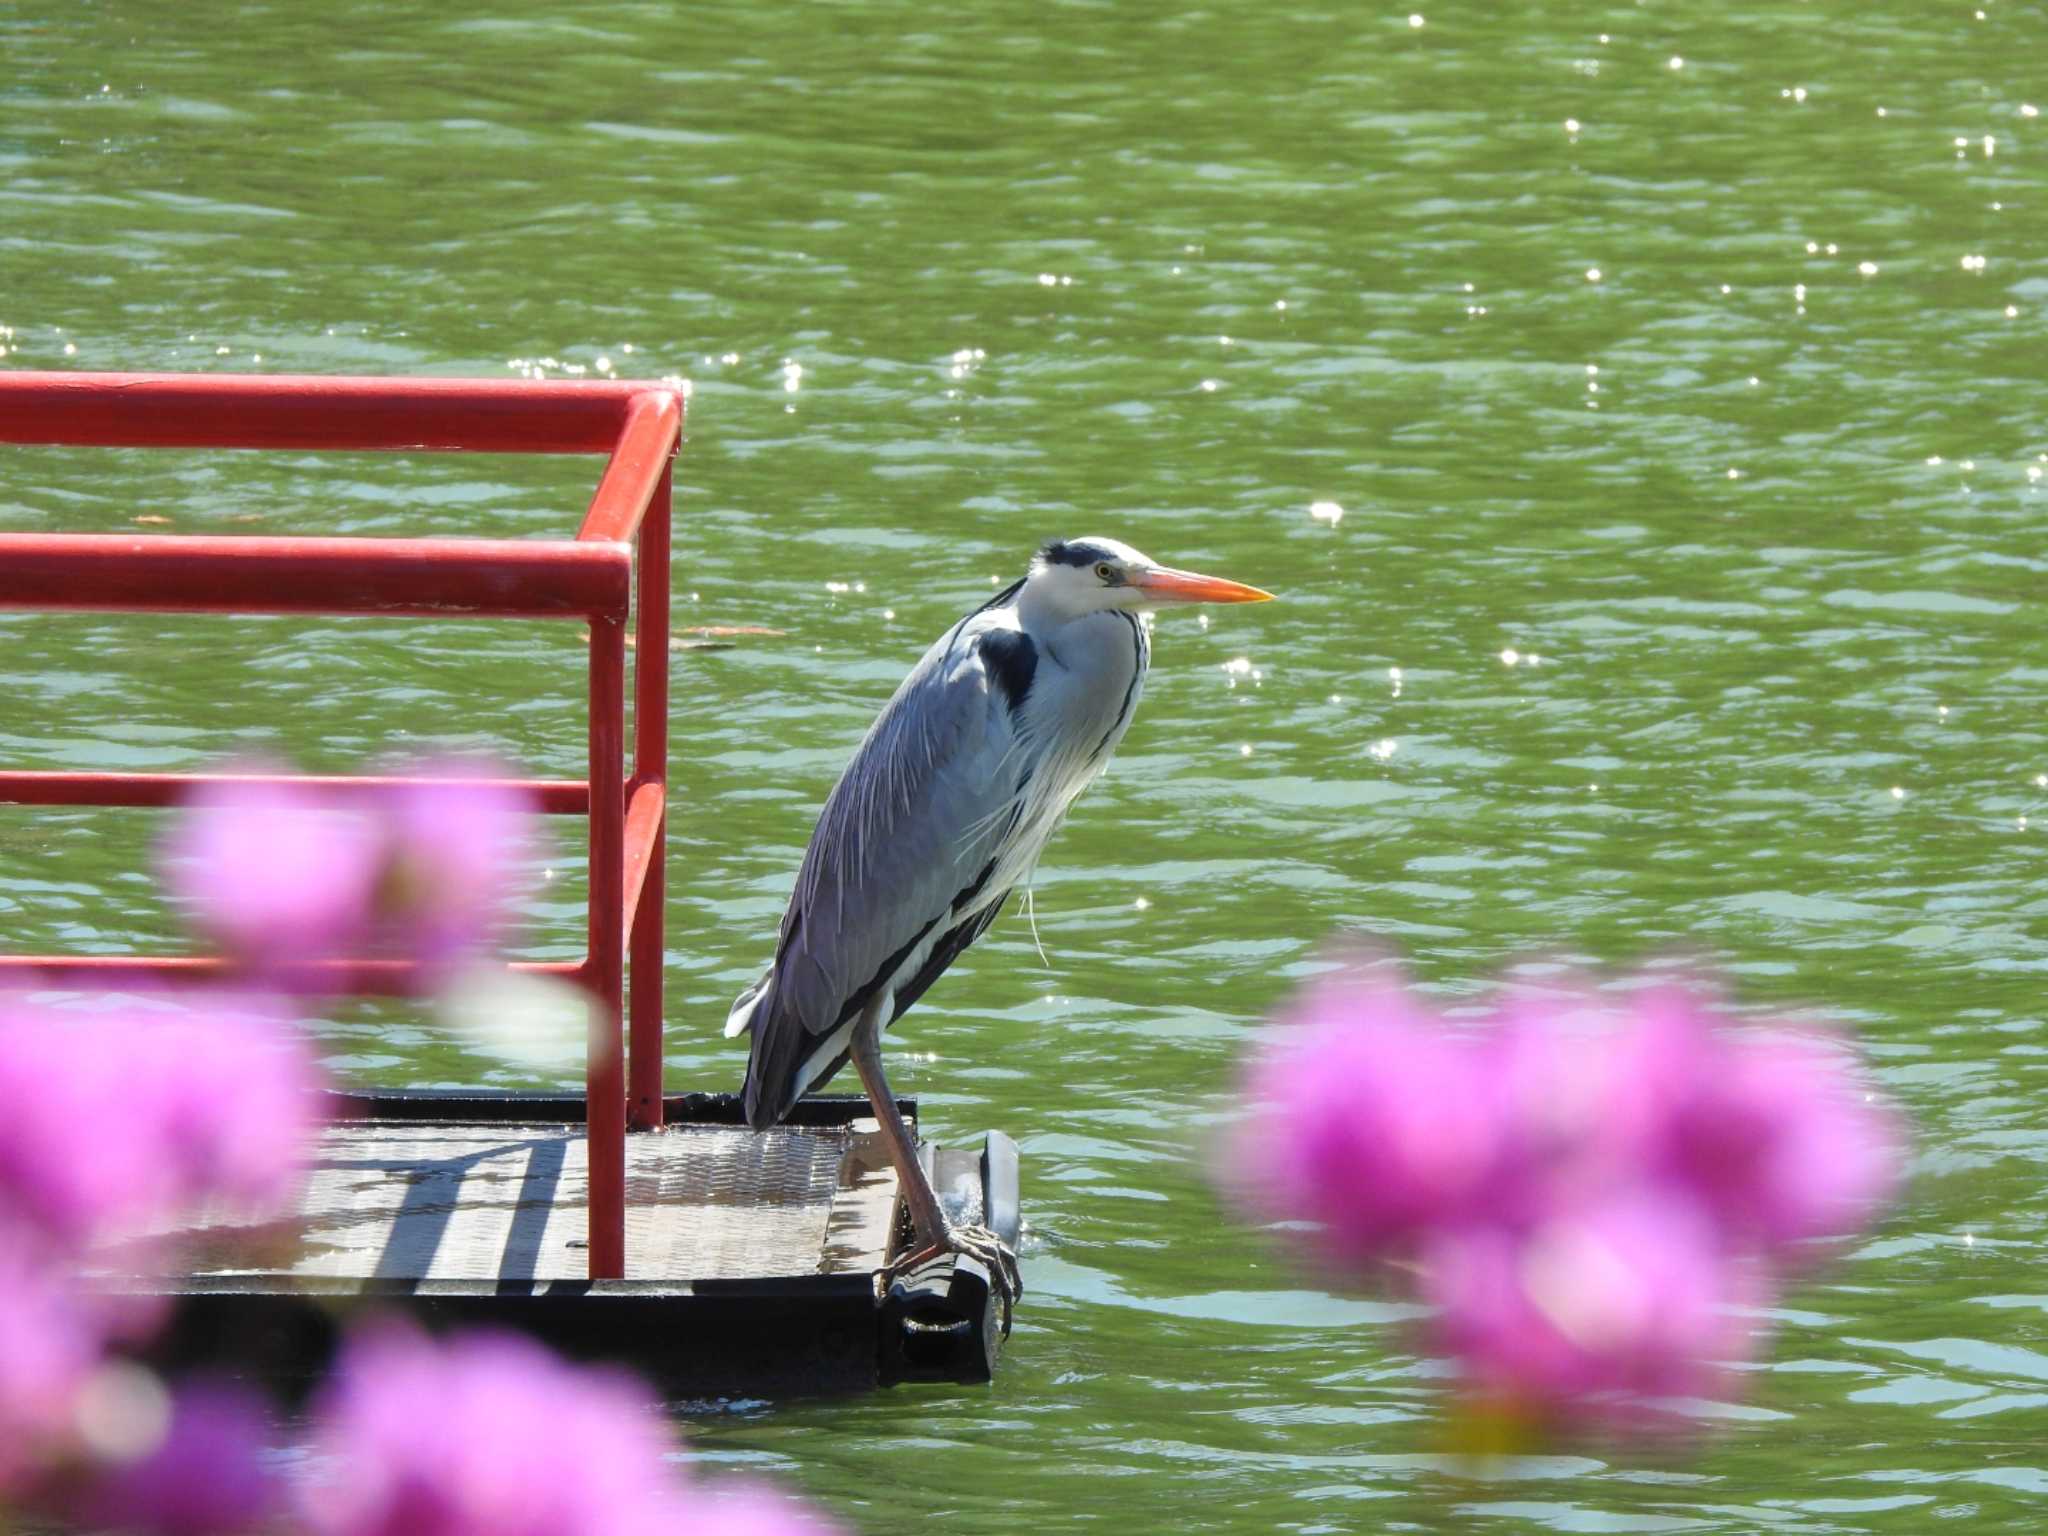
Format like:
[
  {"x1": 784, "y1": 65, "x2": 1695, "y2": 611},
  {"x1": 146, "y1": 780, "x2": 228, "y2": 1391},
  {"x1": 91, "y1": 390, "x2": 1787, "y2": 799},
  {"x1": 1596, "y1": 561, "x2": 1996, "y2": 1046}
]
[
  {"x1": 163, "y1": 774, "x2": 385, "y2": 977},
  {"x1": 1222, "y1": 958, "x2": 1906, "y2": 1431},
  {"x1": 1655, "y1": 1021, "x2": 1903, "y2": 1259},
  {"x1": 1424, "y1": 1192, "x2": 1763, "y2": 1413},
  {"x1": 372, "y1": 773, "x2": 535, "y2": 985},
  {"x1": 0, "y1": 1001, "x2": 168, "y2": 1248},
  {"x1": 303, "y1": 1326, "x2": 839, "y2": 1536},
  {"x1": 302, "y1": 1326, "x2": 688, "y2": 1536},
  {"x1": 131, "y1": 991, "x2": 327, "y2": 1218},
  {"x1": 162, "y1": 763, "x2": 537, "y2": 991},
  {"x1": 1224, "y1": 966, "x2": 1501, "y2": 1260},
  {"x1": 0, "y1": 995, "x2": 323, "y2": 1251},
  {"x1": 0, "y1": 1252, "x2": 114, "y2": 1492},
  {"x1": 80, "y1": 1381, "x2": 281, "y2": 1536}
]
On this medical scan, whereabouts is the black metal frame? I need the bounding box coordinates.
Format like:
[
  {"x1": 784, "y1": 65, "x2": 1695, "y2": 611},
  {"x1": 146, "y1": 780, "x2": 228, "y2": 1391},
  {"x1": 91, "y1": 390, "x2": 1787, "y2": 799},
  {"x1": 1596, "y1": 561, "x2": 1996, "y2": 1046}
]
[{"x1": 142, "y1": 1092, "x2": 1020, "y2": 1397}]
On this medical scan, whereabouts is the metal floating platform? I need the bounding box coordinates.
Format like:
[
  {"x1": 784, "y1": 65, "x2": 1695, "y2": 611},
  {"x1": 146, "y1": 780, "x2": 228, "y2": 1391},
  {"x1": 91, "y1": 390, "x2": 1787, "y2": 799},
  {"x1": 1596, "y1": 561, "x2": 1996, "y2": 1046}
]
[
  {"x1": 3, "y1": 373, "x2": 1023, "y2": 1395},
  {"x1": 147, "y1": 1090, "x2": 1020, "y2": 1396}
]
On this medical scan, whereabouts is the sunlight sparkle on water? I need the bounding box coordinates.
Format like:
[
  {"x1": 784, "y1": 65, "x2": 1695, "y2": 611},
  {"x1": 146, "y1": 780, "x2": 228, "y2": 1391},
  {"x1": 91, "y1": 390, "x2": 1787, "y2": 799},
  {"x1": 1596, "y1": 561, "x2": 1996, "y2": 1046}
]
[{"x1": 1308, "y1": 500, "x2": 1344, "y2": 526}]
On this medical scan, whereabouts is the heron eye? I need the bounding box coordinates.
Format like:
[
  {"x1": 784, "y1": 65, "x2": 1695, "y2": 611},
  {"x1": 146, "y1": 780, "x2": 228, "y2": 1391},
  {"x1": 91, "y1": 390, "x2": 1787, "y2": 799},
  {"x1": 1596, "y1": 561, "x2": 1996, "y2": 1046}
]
[{"x1": 1094, "y1": 562, "x2": 1116, "y2": 582}]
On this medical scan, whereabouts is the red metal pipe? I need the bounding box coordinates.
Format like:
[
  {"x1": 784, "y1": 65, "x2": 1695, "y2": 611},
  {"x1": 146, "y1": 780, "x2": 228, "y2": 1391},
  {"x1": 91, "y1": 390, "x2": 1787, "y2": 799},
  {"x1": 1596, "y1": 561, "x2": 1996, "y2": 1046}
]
[
  {"x1": 0, "y1": 533, "x2": 629, "y2": 621},
  {"x1": 585, "y1": 616, "x2": 628, "y2": 1279},
  {"x1": 620, "y1": 781, "x2": 666, "y2": 947},
  {"x1": 576, "y1": 392, "x2": 682, "y2": 545},
  {"x1": 0, "y1": 954, "x2": 585, "y2": 995},
  {"x1": 0, "y1": 771, "x2": 591, "y2": 814},
  {"x1": 1, "y1": 370, "x2": 685, "y2": 1280},
  {"x1": 0, "y1": 370, "x2": 649, "y2": 454},
  {"x1": 627, "y1": 465, "x2": 672, "y2": 1131}
]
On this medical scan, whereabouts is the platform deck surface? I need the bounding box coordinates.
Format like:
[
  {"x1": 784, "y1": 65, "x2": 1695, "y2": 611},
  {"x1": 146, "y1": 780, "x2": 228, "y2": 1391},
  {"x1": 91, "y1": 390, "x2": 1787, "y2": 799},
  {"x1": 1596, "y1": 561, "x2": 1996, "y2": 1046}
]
[{"x1": 186, "y1": 1118, "x2": 900, "y2": 1285}]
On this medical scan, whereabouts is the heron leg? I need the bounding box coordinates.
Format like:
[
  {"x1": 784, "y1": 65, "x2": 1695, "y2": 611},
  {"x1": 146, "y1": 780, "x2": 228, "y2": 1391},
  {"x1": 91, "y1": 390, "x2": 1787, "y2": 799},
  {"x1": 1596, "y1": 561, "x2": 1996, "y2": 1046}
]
[{"x1": 848, "y1": 997, "x2": 1021, "y2": 1329}]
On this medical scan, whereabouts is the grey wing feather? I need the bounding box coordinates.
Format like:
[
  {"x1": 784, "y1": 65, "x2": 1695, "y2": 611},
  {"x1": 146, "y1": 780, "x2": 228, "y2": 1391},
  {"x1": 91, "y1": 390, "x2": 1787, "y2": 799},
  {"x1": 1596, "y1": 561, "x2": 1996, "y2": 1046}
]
[{"x1": 730, "y1": 614, "x2": 1034, "y2": 1126}]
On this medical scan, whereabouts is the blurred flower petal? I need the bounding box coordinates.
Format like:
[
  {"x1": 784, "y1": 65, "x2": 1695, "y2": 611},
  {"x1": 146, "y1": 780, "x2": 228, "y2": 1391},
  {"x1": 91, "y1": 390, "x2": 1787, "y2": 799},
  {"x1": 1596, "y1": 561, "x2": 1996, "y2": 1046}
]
[
  {"x1": 1224, "y1": 964, "x2": 1500, "y2": 1259},
  {"x1": 376, "y1": 769, "x2": 537, "y2": 986},
  {"x1": 1426, "y1": 1191, "x2": 1763, "y2": 1412},
  {"x1": 164, "y1": 774, "x2": 383, "y2": 975},
  {"x1": 303, "y1": 1325, "x2": 687, "y2": 1536},
  {"x1": 0, "y1": 1252, "x2": 114, "y2": 1492},
  {"x1": 81, "y1": 1379, "x2": 280, "y2": 1536},
  {"x1": 1219, "y1": 955, "x2": 1905, "y2": 1433}
]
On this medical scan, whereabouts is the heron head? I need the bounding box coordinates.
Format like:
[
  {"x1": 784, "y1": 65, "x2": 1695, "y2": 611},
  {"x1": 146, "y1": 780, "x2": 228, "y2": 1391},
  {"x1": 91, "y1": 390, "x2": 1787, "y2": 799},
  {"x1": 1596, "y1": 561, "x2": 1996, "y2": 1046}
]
[{"x1": 1029, "y1": 536, "x2": 1274, "y2": 619}]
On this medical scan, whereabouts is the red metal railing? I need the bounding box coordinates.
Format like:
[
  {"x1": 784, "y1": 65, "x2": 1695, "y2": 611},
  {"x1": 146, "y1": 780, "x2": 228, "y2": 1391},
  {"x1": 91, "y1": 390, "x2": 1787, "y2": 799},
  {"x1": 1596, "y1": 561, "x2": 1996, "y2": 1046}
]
[{"x1": 0, "y1": 370, "x2": 684, "y2": 1280}]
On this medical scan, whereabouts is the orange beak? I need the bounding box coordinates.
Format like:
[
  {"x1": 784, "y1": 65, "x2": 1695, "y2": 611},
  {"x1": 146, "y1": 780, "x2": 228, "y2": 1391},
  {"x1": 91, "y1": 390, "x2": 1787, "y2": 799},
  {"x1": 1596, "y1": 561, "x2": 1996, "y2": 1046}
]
[{"x1": 1129, "y1": 564, "x2": 1276, "y2": 605}]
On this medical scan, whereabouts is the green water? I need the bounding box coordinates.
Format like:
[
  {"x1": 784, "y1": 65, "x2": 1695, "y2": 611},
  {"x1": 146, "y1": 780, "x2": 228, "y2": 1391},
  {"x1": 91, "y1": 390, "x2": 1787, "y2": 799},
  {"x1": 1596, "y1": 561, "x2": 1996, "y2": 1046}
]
[{"x1": 6, "y1": 1, "x2": 2048, "y2": 1528}]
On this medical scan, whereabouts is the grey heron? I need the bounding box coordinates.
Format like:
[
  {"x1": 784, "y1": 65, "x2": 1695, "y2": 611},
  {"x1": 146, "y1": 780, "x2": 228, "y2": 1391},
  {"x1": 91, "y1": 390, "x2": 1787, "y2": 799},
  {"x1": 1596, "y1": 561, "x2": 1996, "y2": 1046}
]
[{"x1": 725, "y1": 536, "x2": 1273, "y2": 1308}]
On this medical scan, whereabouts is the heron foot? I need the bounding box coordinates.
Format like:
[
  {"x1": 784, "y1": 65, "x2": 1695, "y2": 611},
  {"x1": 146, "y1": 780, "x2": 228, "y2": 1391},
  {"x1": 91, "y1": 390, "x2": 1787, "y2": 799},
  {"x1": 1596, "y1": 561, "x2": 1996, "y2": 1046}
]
[{"x1": 880, "y1": 1221, "x2": 1022, "y2": 1336}]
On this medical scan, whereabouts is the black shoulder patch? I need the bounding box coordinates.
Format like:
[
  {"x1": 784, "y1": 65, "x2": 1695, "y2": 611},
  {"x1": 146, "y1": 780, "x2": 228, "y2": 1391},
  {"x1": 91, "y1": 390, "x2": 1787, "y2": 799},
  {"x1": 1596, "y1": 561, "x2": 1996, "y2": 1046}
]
[
  {"x1": 1039, "y1": 538, "x2": 1118, "y2": 568},
  {"x1": 977, "y1": 627, "x2": 1037, "y2": 718}
]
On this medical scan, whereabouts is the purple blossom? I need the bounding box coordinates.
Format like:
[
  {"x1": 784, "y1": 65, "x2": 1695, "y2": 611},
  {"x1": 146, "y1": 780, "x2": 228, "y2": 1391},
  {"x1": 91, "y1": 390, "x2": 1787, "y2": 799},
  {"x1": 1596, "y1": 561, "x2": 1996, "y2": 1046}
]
[
  {"x1": 1224, "y1": 959, "x2": 1905, "y2": 1427},
  {"x1": 0, "y1": 994, "x2": 323, "y2": 1251},
  {"x1": 0, "y1": 1001, "x2": 168, "y2": 1248},
  {"x1": 0, "y1": 1252, "x2": 114, "y2": 1492},
  {"x1": 162, "y1": 762, "x2": 537, "y2": 990},
  {"x1": 302, "y1": 1325, "x2": 689, "y2": 1536},
  {"x1": 372, "y1": 771, "x2": 535, "y2": 985},
  {"x1": 302, "y1": 1326, "x2": 840, "y2": 1536},
  {"x1": 79, "y1": 1380, "x2": 281, "y2": 1536},
  {"x1": 163, "y1": 773, "x2": 385, "y2": 977},
  {"x1": 1651, "y1": 1017, "x2": 1903, "y2": 1259},
  {"x1": 1225, "y1": 967, "x2": 1501, "y2": 1259},
  {"x1": 130, "y1": 991, "x2": 328, "y2": 1218},
  {"x1": 1424, "y1": 1192, "x2": 1763, "y2": 1413}
]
